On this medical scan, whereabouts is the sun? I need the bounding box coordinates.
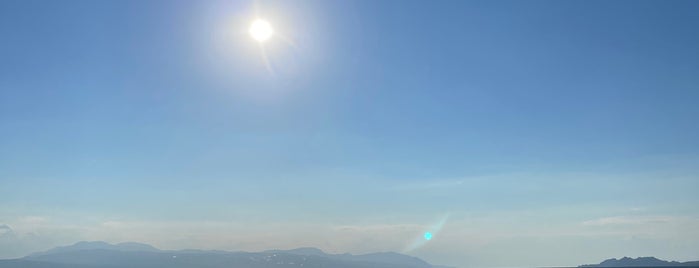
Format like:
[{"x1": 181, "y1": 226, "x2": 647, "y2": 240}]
[{"x1": 249, "y1": 19, "x2": 274, "y2": 42}]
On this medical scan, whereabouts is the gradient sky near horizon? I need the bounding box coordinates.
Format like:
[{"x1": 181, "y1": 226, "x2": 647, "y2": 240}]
[{"x1": 1, "y1": 0, "x2": 699, "y2": 267}]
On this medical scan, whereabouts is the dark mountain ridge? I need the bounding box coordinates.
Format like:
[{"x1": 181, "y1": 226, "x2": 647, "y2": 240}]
[{"x1": 580, "y1": 257, "x2": 699, "y2": 267}]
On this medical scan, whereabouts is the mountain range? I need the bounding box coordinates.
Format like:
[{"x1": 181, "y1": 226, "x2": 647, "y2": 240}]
[
  {"x1": 3, "y1": 242, "x2": 697, "y2": 268},
  {"x1": 580, "y1": 257, "x2": 699, "y2": 267},
  {"x1": 0, "y1": 241, "x2": 440, "y2": 268}
]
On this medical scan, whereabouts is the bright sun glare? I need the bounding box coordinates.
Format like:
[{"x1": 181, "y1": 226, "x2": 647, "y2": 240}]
[{"x1": 249, "y1": 19, "x2": 274, "y2": 42}]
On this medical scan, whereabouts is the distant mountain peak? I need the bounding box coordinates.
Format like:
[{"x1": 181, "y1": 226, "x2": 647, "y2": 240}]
[
  {"x1": 580, "y1": 256, "x2": 698, "y2": 267},
  {"x1": 29, "y1": 241, "x2": 160, "y2": 257},
  {"x1": 73, "y1": 241, "x2": 111, "y2": 247},
  {"x1": 284, "y1": 247, "x2": 327, "y2": 256}
]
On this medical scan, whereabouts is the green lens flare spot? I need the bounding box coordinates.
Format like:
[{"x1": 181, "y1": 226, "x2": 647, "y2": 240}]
[{"x1": 424, "y1": 232, "x2": 433, "y2": 240}]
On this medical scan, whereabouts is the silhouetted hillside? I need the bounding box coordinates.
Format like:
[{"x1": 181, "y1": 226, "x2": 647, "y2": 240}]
[{"x1": 580, "y1": 257, "x2": 699, "y2": 267}]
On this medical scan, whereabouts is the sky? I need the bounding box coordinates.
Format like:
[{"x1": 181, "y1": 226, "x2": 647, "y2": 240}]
[{"x1": 1, "y1": 0, "x2": 699, "y2": 267}]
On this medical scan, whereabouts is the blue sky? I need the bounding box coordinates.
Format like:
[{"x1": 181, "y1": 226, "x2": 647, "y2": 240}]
[{"x1": 1, "y1": 1, "x2": 699, "y2": 267}]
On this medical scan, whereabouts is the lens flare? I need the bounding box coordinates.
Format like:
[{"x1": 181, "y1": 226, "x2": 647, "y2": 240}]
[{"x1": 404, "y1": 213, "x2": 449, "y2": 252}]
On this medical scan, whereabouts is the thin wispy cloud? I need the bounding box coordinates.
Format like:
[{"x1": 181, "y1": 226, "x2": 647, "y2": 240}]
[{"x1": 582, "y1": 216, "x2": 679, "y2": 227}]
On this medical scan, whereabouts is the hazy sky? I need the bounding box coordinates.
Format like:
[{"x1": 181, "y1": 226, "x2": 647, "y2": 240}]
[{"x1": 1, "y1": 0, "x2": 699, "y2": 267}]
